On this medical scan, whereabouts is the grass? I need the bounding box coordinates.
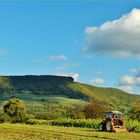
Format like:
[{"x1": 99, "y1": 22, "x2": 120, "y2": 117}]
[
  {"x1": 0, "y1": 123, "x2": 140, "y2": 140},
  {"x1": 0, "y1": 94, "x2": 88, "y2": 108},
  {"x1": 68, "y1": 82, "x2": 140, "y2": 108},
  {"x1": 26, "y1": 119, "x2": 140, "y2": 133}
]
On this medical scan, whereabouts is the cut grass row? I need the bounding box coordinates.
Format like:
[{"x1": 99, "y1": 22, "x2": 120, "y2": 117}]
[{"x1": 0, "y1": 123, "x2": 140, "y2": 140}]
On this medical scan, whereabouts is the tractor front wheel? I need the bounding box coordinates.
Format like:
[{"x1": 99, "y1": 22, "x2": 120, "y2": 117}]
[
  {"x1": 106, "y1": 121, "x2": 113, "y2": 132},
  {"x1": 99, "y1": 123, "x2": 104, "y2": 131}
]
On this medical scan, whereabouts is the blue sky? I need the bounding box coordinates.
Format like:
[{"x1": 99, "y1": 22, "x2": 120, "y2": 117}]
[{"x1": 0, "y1": 1, "x2": 140, "y2": 94}]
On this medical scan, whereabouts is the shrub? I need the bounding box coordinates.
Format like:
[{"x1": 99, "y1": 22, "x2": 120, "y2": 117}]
[
  {"x1": 128, "y1": 104, "x2": 140, "y2": 121},
  {"x1": 3, "y1": 98, "x2": 28, "y2": 123},
  {"x1": 125, "y1": 120, "x2": 140, "y2": 132},
  {"x1": 84, "y1": 101, "x2": 111, "y2": 119}
]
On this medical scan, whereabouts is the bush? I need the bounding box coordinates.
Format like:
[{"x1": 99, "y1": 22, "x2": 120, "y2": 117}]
[
  {"x1": 125, "y1": 120, "x2": 140, "y2": 132},
  {"x1": 128, "y1": 104, "x2": 140, "y2": 121},
  {"x1": 3, "y1": 98, "x2": 28, "y2": 123},
  {"x1": 84, "y1": 101, "x2": 111, "y2": 119}
]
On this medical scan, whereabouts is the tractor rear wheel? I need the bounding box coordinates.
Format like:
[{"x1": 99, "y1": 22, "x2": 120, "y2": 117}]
[{"x1": 106, "y1": 121, "x2": 113, "y2": 132}]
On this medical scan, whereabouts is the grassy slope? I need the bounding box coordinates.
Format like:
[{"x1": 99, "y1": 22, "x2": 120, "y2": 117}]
[
  {"x1": 0, "y1": 75, "x2": 140, "y2": 109},
  {"x1": 68, "y1": 82, "x2": 140, "y2": 108},
  {"x1": 0, "y1": 124, "x2": 140, "y2": 140}
]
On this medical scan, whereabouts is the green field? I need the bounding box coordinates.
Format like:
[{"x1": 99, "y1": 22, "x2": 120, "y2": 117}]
[{"x1": 0, "y1": 124, "x2": 140, "y2": 140}]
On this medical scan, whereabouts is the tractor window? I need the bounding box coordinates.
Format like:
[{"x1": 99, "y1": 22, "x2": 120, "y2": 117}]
[{"x1": 105, "y1": 112, "x2": 113, "y2": 118}]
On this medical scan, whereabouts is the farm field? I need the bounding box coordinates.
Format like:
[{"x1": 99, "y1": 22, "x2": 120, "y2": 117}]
[{"x1": 0, "y1": 124, "x2": 140, "y2": 140}]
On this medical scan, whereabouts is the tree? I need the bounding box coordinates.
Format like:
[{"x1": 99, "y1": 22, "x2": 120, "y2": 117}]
[
  {"x1": 3, "y1": 98, "x2": 27, "y2": 123},
  {"x1": 84, "y1": 100, "x2": 111, "y2": 119}
]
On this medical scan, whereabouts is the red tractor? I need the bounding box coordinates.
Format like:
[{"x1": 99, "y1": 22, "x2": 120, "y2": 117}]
[{"x1": 98, "y1": 111, "x2": 127, "y2": 132}]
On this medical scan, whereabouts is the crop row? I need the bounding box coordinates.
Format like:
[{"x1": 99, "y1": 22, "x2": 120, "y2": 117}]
[{"x1": 26, "y1": 119, "x2": 140, "y2": 132}]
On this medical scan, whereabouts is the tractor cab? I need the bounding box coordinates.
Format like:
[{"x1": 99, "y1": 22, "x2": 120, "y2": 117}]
[
  {"x1": 105, "y1": 111, "x2": 122, "y2": 119},
  {"x1": 99, "y1": 111, "x2": 127, "y2": 132}
]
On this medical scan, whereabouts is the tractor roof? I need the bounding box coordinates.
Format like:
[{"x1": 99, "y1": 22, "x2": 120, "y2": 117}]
[{"x1": 105, "y1": 111, "x2": 123, "y2": 115}]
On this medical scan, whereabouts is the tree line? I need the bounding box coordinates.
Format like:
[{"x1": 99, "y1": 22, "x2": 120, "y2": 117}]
[{"x1": 0, "y1": 98, "x2": 140, "y2": 123}]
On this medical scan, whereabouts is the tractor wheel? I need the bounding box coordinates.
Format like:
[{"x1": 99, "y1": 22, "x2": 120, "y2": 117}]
[
  {"x1": 99, "y1": 123, "x2": 104, "y2": 131},
  {"x1": 106, "y1": 121, "x2": 113, "y2": 132}
]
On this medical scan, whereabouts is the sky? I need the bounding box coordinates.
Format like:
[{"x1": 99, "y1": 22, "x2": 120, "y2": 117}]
[{"x1": 0, "y1": 1, "x2": 140, "y2": 94}]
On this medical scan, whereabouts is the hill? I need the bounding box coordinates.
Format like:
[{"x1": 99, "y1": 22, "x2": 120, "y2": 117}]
[{"x1": 0, "y1": 75, "x2": 139, "y2": 109}]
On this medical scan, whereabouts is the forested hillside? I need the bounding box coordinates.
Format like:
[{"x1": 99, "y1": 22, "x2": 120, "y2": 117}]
[{"x1": 0, "y1": 75, "x2": 139, "y2": 109}]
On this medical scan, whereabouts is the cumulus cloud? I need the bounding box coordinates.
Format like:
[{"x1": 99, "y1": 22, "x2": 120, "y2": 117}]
[
  {"x1": 119, "y1": 75, "x2": 134, "y2": 86},
  {"x1": 48, "y1": 54, "x2": 67, "y2": 61},
  {"x1": 85, "y1": 8, "x2": 140, "y2": 57},
  {"x1": 119, "y1": 75, "x2": 140, "y2": 86},
  {"x1": 90, "y1": 78, "x2": 106, "y2": 86},
  {"x1": 118, "y1": 68, "x2": 140, "y2": 93},
  {"x1": 56, "y1": 72, "x2": 79, "y2": 81}
]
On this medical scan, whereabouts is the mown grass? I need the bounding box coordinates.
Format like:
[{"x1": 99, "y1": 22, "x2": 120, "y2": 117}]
[{"x1": 0, "y1": 123, "x2": 140, "y2": 140}]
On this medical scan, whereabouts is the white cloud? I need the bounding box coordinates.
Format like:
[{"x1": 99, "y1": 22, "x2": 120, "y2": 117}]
[
  {"x1": 48, "y1": 54, "x2": 67, "y2": 61},
  {"x1": 90, "y1": 78, "x2": 106, "y2": 86},
  {"x1": 56, "y1": 72, "x2": 79, "y2": 81},
  {"x1": 119, "y1": 75, "x2": 134, "y2": 86},
  {"x1": 118, "y1": 68, "x2": 140, "y2": 93},
  {"x1": 118, "y1": 86, "x2": 133, "y2": 93},
  {"x1": 119, "y1": 75, "x2": 140, "y2": 86},
  {"x1": 85, "y1": 8, "x2": 140, "y2": 57}
]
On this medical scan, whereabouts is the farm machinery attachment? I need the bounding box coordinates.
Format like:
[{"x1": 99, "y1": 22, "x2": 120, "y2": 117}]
[{"x1": 98, "y1": 111, "x2": 128, "y2": 132}]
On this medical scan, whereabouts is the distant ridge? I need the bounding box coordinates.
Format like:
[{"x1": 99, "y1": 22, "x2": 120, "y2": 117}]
[{"x1": 0, "y1": 75, "x2": 139, "y2": 109}]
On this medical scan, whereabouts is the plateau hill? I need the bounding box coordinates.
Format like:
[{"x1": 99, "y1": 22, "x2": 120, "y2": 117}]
[{"x1": 0, "y1": 75, "x2": 139, "y2": 109}]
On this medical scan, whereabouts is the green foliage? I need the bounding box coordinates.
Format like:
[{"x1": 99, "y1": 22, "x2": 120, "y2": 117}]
[
  {"x1": 128, "y1": 104, "x2": 140, "y2": 121},
  {"x1": 26, "y1": 119, "x2": 51, "y2": 125},
  {"x1": 83, "y1": 101, "x2": 111, "y2": 119},
  {"x1": 66, "y1": 105, "x2": 85, "y2": 119},
  {"x1": 0, "y1": 77, "x2": 12, "y2": 93},
  {"x1": 27, "y1": 104, "x2": 87, "y2": 120},
  {"x1": 125, "y1": 120, "x2": 140, "y2": 132},
  {"x1": 26, "y1": 118, "x2": 101, "y2": 129},
  {"x1": 3, "y1": 98, "x2": 28, "y2": 123},
  {"x1": 26, "y1": 118, "x2": 140, "y2": 133},
  {"x1": 51, "y1": 119, "x2": 101, "y2": 129},
  {"x1": 27, "y1": 104, "x2": 68, "y2": 120}
]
